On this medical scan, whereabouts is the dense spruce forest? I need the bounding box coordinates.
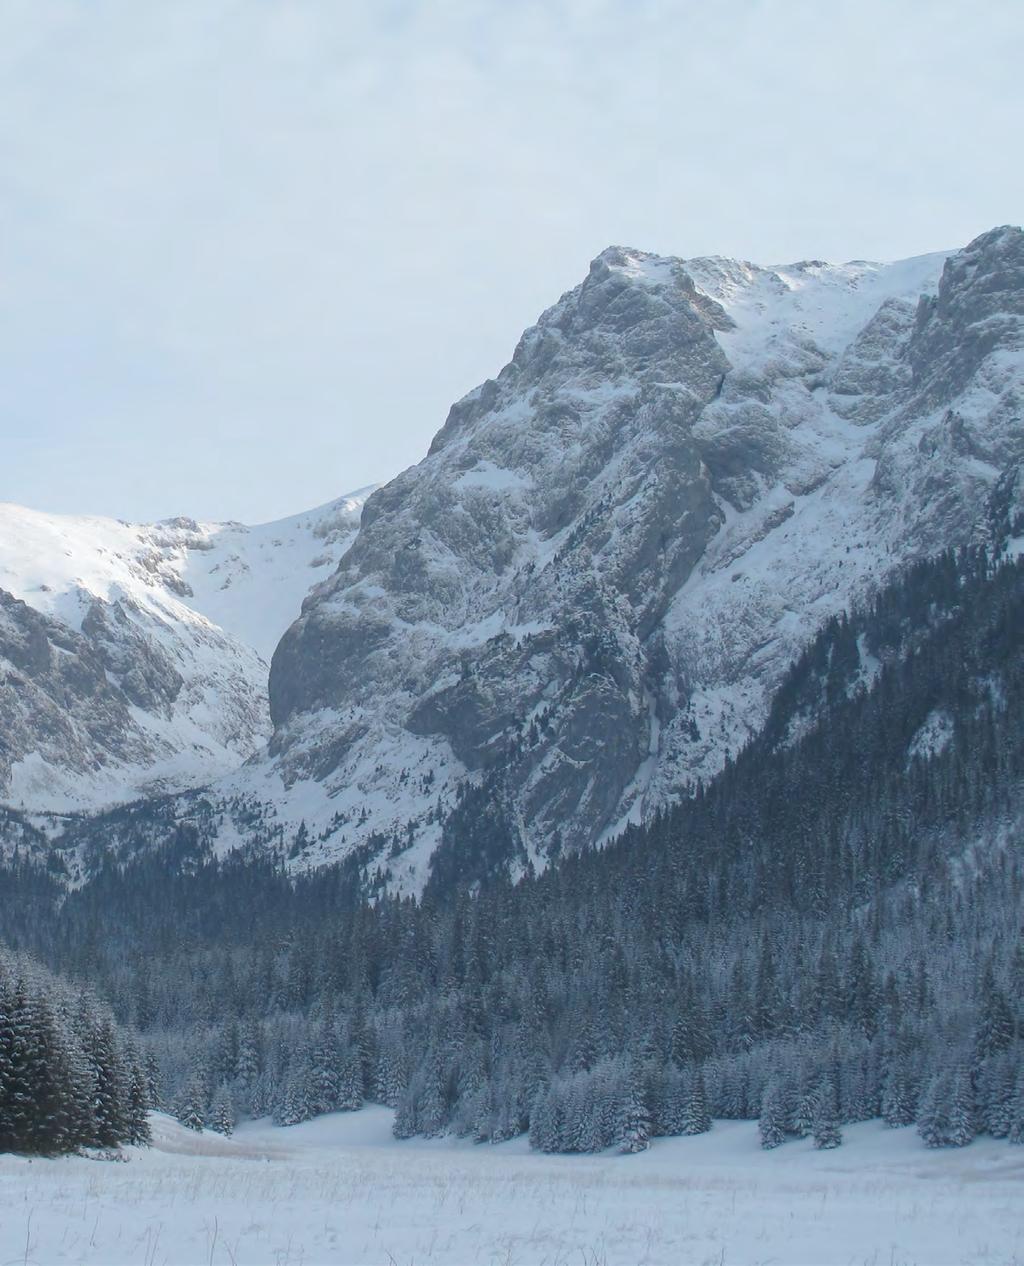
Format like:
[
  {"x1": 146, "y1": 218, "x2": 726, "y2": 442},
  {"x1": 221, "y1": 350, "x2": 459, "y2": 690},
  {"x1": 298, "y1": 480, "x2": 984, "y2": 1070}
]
[
  {"x1": 0, "y1": 950, "x2": 151, "y2": 1154},
  {"x1": 1, "y1": 546, "x2": 1022, "y2": 1154}
]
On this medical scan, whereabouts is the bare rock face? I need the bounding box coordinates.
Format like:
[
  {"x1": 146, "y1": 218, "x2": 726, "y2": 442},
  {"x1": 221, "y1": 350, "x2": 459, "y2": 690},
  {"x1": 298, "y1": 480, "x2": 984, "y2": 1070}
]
[
  {"x1": 262, "y1": 228, "x2": 1024, "y2": 879},
  {"x1": 267, "y1": 251, "x2": 733, "y2": 855},
  {"x1": 0, "y1": 591, "x2": 154, "y2": 799},
  {"x1": 907, "y1": 225, "x2": 1024, "y2": 410}
]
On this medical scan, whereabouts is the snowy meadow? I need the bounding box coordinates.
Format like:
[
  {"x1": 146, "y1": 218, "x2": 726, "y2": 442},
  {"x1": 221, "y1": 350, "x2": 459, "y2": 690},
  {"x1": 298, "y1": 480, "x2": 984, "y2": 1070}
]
[{"x1": 0, "y1": 1109, "x2": 1021, "y2": 1266}]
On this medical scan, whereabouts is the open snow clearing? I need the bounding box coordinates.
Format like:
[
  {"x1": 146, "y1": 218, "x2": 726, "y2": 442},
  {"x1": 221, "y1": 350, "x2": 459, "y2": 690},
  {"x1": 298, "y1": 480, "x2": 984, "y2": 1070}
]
[{"x1": 0, "y1": 1109, "x2": 1020, "y2": 1266}]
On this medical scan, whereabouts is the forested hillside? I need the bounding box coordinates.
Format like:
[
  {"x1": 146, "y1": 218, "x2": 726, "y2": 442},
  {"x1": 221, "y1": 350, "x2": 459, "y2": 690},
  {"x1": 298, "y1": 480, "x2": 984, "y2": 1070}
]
[{"x1": 2, "y1": 547, "x2": 1022, "y2": 1153}]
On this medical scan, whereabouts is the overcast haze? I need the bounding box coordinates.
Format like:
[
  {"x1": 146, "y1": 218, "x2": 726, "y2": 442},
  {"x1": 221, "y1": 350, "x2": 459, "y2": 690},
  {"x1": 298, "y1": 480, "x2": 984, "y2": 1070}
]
[{"x1": 1, "y1": 0, "x2": 1021, "y2": 524}]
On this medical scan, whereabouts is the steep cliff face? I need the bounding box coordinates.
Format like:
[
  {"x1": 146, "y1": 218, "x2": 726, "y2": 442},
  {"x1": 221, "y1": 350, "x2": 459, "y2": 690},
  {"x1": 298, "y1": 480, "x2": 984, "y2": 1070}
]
[
  {"x1": 0, "y1": 491, "x2": 371, "y2": 810},
  {"x1": 261, "y1": 228, "x2": 1023, "y2": 879}
]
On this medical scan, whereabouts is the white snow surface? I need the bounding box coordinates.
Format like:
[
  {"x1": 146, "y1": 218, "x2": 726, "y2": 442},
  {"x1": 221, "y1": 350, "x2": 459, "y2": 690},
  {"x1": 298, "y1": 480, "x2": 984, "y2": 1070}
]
[
  {"x1": 684, "y1": 249, "x2": 949, "y2": 365},
  {"x1": 0, "y1": 1109, "x2": 1020, "y2": 1266},
  {"x1": 0, "y1": 490, "x2": 372, "y2": 661},
  {"x1": 0, "y1": 489, "x2": 373, "y2": 811}
]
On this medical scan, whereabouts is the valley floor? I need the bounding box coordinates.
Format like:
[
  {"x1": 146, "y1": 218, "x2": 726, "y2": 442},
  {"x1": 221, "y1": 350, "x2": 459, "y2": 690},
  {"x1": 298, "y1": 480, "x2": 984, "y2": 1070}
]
[{"x1": 0, "y1": 1109, "x2": 1021, "y2": 1266}]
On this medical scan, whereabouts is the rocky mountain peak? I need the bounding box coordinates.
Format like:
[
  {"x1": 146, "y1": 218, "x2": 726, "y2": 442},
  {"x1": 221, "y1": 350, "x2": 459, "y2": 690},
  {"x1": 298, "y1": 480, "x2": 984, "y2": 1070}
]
[{"x1": 252, "y1": 228, "x2": 1022, "y2": 886}]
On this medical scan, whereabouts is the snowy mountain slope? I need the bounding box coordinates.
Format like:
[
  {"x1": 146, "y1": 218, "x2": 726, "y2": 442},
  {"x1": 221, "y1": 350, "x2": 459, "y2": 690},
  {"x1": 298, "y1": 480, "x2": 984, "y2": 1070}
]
[
  {"x1": 0, "y1": 490, "x2": 372, "y2": 811},
  {"x1": 249, "y1": 226, "x2": 1023, "y2": 879}
]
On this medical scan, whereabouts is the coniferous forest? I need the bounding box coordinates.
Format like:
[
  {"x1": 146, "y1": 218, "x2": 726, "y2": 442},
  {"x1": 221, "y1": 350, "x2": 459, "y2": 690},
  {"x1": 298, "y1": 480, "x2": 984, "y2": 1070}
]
[
  {"x1": 0, "y1": 951, "x2": 150, "y2": 1154},
  {"x1": 1, "y1": 547, "x2": 1022, "y2": 1155}
]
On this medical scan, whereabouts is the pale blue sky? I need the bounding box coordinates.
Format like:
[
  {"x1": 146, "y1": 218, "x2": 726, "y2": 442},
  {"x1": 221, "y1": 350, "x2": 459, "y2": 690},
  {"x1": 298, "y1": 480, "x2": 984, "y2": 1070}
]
[{"x1": 1, "y1": 0, "x2": 1021, "y2": 523}]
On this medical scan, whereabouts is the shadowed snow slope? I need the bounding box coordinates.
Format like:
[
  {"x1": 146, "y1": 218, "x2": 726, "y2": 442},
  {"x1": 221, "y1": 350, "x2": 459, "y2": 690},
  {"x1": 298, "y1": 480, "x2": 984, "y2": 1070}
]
[
  {"x1": 246, "y1": 227, "x2": 1024, "y2": 880},
  {"x1": 0, "y1": 490, "x2": 372, "y2": 811}
]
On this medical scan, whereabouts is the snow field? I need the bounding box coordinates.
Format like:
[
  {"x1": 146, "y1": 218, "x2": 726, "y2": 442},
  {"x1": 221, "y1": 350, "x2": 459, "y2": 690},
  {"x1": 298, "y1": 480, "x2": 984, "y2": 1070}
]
[
  {"x1": 0, "y1": 1109, "x2": 1021, "y2": 1266},
  {"x1": 0, "y1": 489, "x2": 372, "y2": 814}
]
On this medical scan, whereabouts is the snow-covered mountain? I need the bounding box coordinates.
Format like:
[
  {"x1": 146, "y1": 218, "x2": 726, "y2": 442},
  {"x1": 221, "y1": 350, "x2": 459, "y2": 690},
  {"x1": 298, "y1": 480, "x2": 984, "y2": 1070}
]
[
  {"x1": 235, "y1": 226, "x2": 1023, "y2": 884},
  {"x1": 0, "y1": 490, "x2": 372, "y2": 811},
  {"x1": 3, "y1": 226, "x2": 1021, "y2": 886}
]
